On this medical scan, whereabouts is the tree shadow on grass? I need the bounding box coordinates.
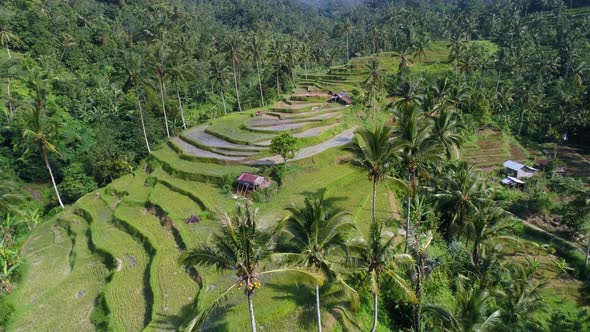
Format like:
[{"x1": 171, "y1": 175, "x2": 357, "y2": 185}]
[
  {"x1": 265, "y1": 282, "x2": 362, "y2": 331},
  {"x1": 266, "y1": 282, "x2": 316, "y2": 330},
  {"x1": 298, "y1": 188, "x2": 348, "y2": 206}
]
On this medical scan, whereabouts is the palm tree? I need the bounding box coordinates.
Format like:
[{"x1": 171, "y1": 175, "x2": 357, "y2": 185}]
[
  {"x1": 352, "y1": 220, "x2": 416, "y2": 332},
  {"x1": 117, "y1": 50, "x2": 151, "y2": 153},
  {"x1": 280, "y1": 195, "x2": 355, "y2": 332},
  {"x1": 149, "y1": 42, "x2": 172, "y2": 138},
  {"x1": 299, "y1": 43, "x2": 311, "y2": 81},
  {"x1": 223, "y1": 34, "x2": 242, "y2": 112},
  {"x1": 247, "y1": 35, "x2": 266, "y2": 107},
  {"x1": 395, "y1": 47, "x2": 414, "y2": 78},
  {"x1": 284, "y1": 39, "x2": 300, "y2": 85},
  {"x1": 423, "y1": 279, "x2": 501, "y2": 332},
  {"x1": 343, "y1": 20, "x2": 353, "y2": 61},
  {"x1": 364, "y1": 58, "x2": 384, "y2": 119},
  {"x1": 0, "y1": 28, "x2": 17, "y2": 120},
  {"x1": 498, "y1": 263, "x2": 547, "y2": 330},
  {"x1": 345, "y1": 125, "x2": 398, "y2": 223},
  {"x1": 169, "y1": 50, "x2": 192, "y2": 130},
  {"x1": 392, "y1": 105, "x2": 439, "y2": 252},
  {"x1": 465, "y1": 203, "x2": 513, "y2": 268},
  {"x1": 22, "y1": 71, "x2": 64, "y2": 208},
  {"x1": 180, "y1": 204, "x2": 322, "y2": 332},
  {"x1": 413, "y1": 35, "x2": 430, "y2": 63},
  {"x1": 269, "y1": 39, "x2": 283, "y2": 97},
  {"x1": 430, "y1": 108, "x2": 464, "y2": 159},
  {"x1": 408, "y1": 231, "x2": 433, "y2": 332},
  {"x1": 434, "y1": 162, "x2": 488, "y2": 243},
  {"x1": 209, "y1": 58, "x2": 230, "y2": 115}
]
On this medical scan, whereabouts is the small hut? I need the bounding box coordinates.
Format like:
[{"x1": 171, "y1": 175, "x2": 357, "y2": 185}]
[
  {"x1": 503, "y1": 160, "x2": 537, "y2": 179},
  {"x1": 329, "y1": 92, "x2": 352, "y2": 105},
  {"x1": 236, "y1": 173, "x2": 270, "y2": 195}
]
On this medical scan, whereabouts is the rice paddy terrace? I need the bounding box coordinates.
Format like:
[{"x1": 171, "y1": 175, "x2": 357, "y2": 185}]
[
  {"x1": 8, "y1": 45, "x2": 537, "y2": 331},
  {"x1": 7, "y1": 69, "x2": 401, "y2": 331}
]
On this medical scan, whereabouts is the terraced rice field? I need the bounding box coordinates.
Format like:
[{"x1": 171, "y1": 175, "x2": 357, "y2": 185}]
[
  {"x1": 461, "y1": 128, "x2": 530, "y2": 169},
  {"x1": 9, "y1": 79, "x2": 391, "y2": 331}
]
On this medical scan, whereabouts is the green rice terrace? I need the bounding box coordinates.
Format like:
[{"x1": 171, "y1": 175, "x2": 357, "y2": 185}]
[{"x1": 5, "y1": 43, "x2": 590, "y2": 332}]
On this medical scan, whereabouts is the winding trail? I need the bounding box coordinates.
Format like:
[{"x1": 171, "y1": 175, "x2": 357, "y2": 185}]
[{"x1": 250, "y1": 127, "x2": 357, "y2": 166}]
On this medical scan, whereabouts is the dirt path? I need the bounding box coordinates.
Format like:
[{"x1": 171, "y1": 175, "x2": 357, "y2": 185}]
[
  {"x1": 388, "y1": 191, "x2": 402, "y2": 220},
  {"x1": 250, "y1": 127, "x2": 357, "y2": 166},
  {"x1": 521, "y1": 219, "x2": 585, "y2": 255}
]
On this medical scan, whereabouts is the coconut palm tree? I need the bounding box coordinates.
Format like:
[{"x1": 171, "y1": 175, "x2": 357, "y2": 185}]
[
  {"x1": 209, "y1": 58, "x2": 230, "y2": 115},
  {"x1": 345, "y1": 125, "x2": 399, "y2": 223},
  {"x1": 430, "y1": 107, "x2": 464, "y2": 160},
  {"x1": 280, "y1": 195, "x2": 355, "y2": 332},
  {"x1": 22, "y1": 71, "x2": 64, "y2": 208},
  {"x1": 423, "y1": 279, "x2": 501, "y2": 332},
  {"x1": 269, "y1": 39, "x2": 283, "y2": 97},
  {"x1": 465, "y1": 203, "x2": 513, "y2": 268},
  {"x1": 181, "y1": 204, "x2": 322, "y2": 332},
  {"x1": 148, "y1": 42, "x2": 172, "y2": 138},
  {"x1": 408, "y1": 231, "x2": 434, "y2": 332},
  {"x1": 0, "y1": 28, "x2": 17, "y2": 120},
  {"x1": 351, "y1": 220, "x2": 416, "y2": 332},
  {"x1": 284, "y1": 39, "x2": 300, "y2": 85},
  {"x1": 343, "y1": 19, "x2": 353, "y2": 61},
  {"x1": 498, "y1": 263, "x2": 547, "y2": 330},
  {"x1": 223, "y1": 34, "x2": 243, "y2": 112},
  {"x1": 246, "y1": 34, "x2": 266, "y2": 107},
  {"x1": 434, "y1": 162, "x2": 488, "y2": 243},
  {"x1": 364, "y1": 58, "x2": 384, "y2": 119},
  {"x1": 168, "y1": 50, "x2": 192, "y2": 130},
  {"x1": 413, "y1": 35, "x2": 430, "y2": 64},
  {"x1": 392, "y1": 105, "x2": 439, "y2": 252},
  {"x1": 117, "y1": 50, "x2": 151, "y2": 153}
]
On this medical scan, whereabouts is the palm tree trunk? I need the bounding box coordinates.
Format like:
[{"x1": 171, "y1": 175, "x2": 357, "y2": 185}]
[
  {"x1": 371, "y1": 292, "x2": 378, "y2": 332},
  {"x1": 413, "y1": 261, "x2": 423, "y2": 332},
  {"x1": 346, "y1": 32, "x2": 350, "y2": 61},
  {"x1": 221, "y1": 89, "x2": 227, "y2": 115},
  {"x1": 41, "y1": 143, "x2": 64, "y2": 209},
  {"x1": 256, "y1": 60, "x2": 265, "y2": 107},
  {"x1": 372, "y1": 178, "x2": 377, "y2": 223},
  {"x1": 276, "y1": 61, "x2": 281, "y2": 97},
  {"x1": 247, "y1": 291, "x2": 257, "y2": 332},
  {"x1": 404, "y1": 172, "x2": 411, "y2": 254},
  {"x1": 372, "y1": 84, "x2": 376, "y2": 119},
  {"x1": 135, "y1": 87, "x2": 151, "y2": 153},
  {"x1": 585, "y1": 236, "x2": 590, "y2": 267},
  {"x1": 232, "y1": 59, "x2": 242, "y2": 112},
  {"x1": 176, "y1": 88, "x2": 187, "y2": 130},
  {"x1": 5, "y1": 41, "x2": 13, "y2": 121},
  {"x1": 315, "y1": 284, "x2": 322, "y2": 332},
  {"x1": 158, "y1": 76, "x2": 171, "y2": 138},
  {"x1": 518, "y1": 109, "x2": 526, "y2": 136},
  {"x1": 304, "y1": 62, "x2": 308, "y2": 81}
]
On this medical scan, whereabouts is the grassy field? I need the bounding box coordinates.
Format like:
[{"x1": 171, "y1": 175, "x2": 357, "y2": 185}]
[
  {"x1": 7, "y1": 210, "x2": 109, "y2": 332},
  {"x1": 77, "y1": 194, "x2": 150, "y2": 332}
]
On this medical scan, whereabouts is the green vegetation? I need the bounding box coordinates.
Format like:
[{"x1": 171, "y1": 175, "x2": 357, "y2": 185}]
[{"x1": 1, "y1": 0, "x2": 590, "y2": 331}]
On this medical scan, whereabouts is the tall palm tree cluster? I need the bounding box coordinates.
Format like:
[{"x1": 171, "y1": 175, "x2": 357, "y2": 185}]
[{"x1": 181, "y1": 94, "x2": 545, "y2": 331}]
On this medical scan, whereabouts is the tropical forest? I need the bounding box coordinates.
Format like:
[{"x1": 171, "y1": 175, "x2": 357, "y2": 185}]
[{"x1": 1, "y1": 0, "x2": 590, "y2": 331}]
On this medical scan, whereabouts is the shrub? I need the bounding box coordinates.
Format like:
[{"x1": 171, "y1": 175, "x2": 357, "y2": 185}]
[
  {"x1": 251, "y1": 183, "x2": 278, "y2": 203},
  {"x1": 58, "y1": 163, "x2": 98, "y2": 203},
  {"x1": 0, "y1": 297, "x2": 15, "y2": 327}
]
